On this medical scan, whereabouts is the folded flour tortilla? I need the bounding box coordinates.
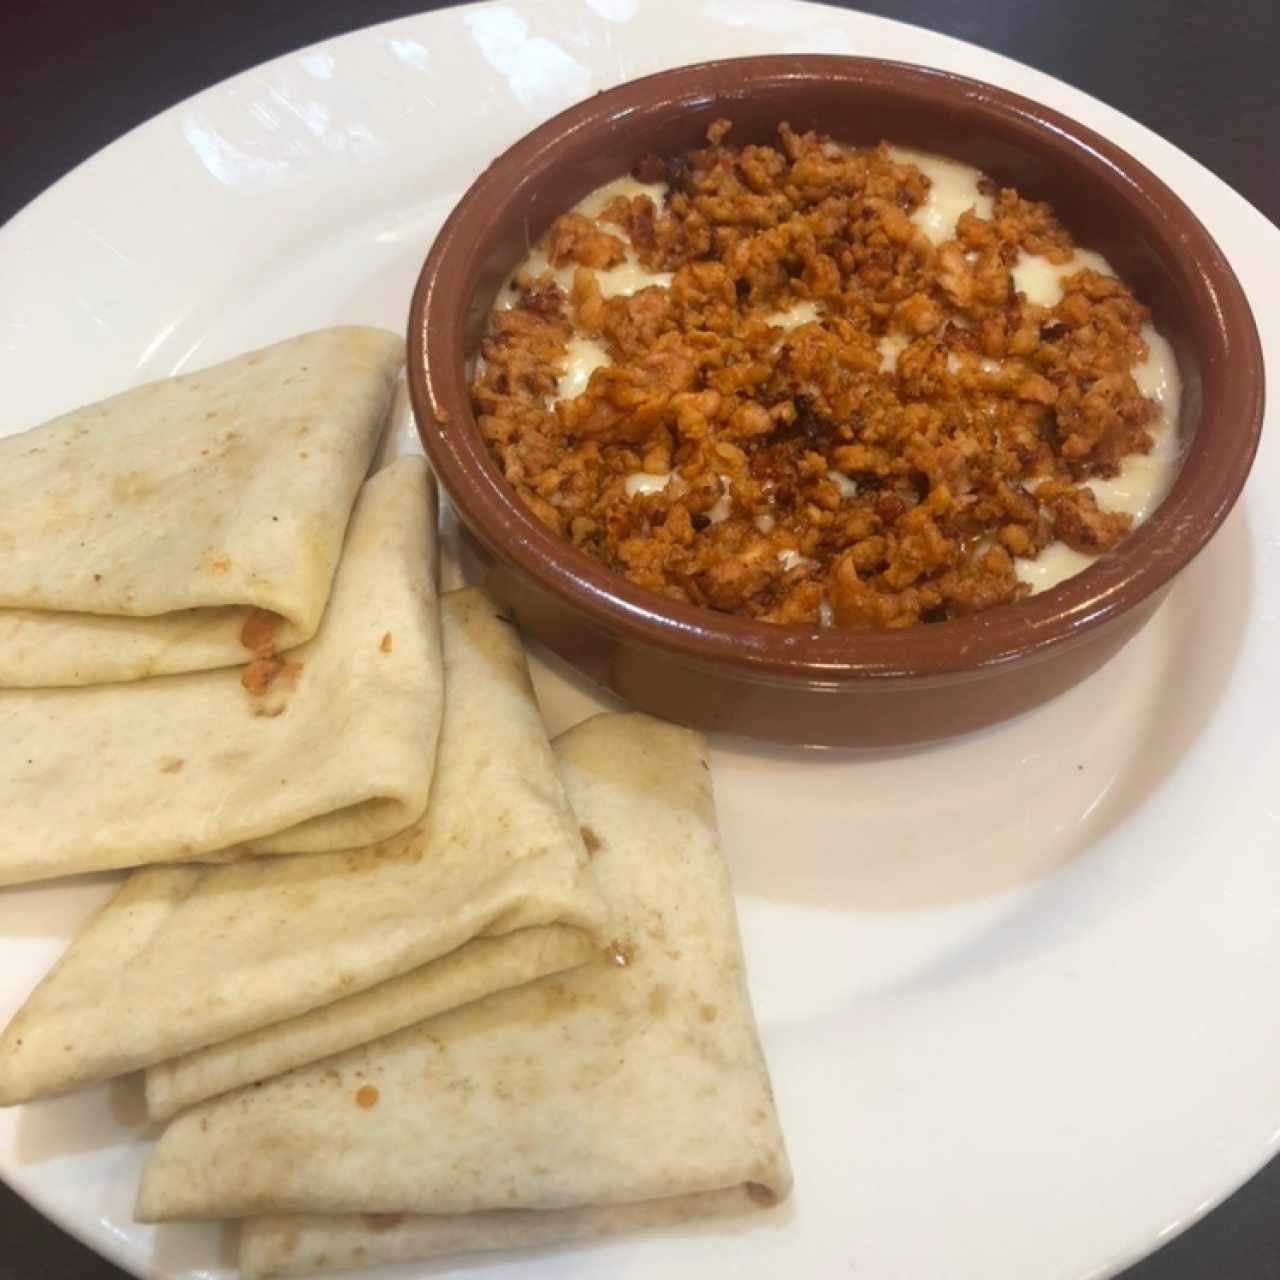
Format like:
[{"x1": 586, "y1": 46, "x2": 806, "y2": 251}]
[
  {"x1": 135, "y1": 713, "x2": 792, "y2": 1274},
  {"x1": 246, "y1": 1189, "x2": 778, "y2": 1277},
  {"x1": 0, "y1": 586, "x2": 607, "y2": 1105},
  {"x1": 0, "y1": 456, "x2": 440, "y2": 887},
  {"x1": 142, "y1": 589, "x2": 610, "y2": 1118},
  {"x1": 0, "y1": 327, "x2": 403, "y2": 687},
  {"x1": 144, "y1": 926, "x2": 596, "y2": 1121}
]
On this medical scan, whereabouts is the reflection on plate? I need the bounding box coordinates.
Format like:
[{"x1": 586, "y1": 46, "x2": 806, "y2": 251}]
[{"x1": 1, "y1": 2, "x2": 1278, "y2": 1278}]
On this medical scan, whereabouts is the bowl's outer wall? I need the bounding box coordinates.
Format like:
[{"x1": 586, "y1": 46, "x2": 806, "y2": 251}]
[{"x1": 465, "y1": 524, "x2": 1168, "y2": 746}]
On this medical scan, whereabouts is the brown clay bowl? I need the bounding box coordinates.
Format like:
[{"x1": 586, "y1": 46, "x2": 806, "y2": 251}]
[{"x1": 408, "y1": 55, "x2": 1263, "y2": 748}]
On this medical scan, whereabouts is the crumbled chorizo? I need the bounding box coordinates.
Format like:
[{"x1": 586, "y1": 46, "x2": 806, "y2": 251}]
[{"x1": 471, "y1": 122, "x2": 1163, "y2": 628}]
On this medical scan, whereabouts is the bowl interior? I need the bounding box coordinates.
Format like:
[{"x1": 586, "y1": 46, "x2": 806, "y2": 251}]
[{"x1": 414, "y1": 56, "x2": 1262, "y2": 682}]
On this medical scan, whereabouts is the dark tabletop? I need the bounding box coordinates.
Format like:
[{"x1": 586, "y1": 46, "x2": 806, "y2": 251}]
[{"x1": 2, "y1": 1, "x2": 1277, "y2": 1277}]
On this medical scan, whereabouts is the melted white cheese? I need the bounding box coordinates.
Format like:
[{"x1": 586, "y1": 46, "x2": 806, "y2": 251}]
[
  {"x1": 596, "y1": 259, "x2": 675, "y2": 298},
  {"x1": 878, "y1": 332, "x2": 908, "y2": 373},
  {"x1": 503, "y1": 247, "x2": 672, "y2": 303},
  {"x1": 1012, "y1": 248, "x2": 1115, "y2": 308},
  {"x1": 708, "y1": 475, "x2": 733, "y2": 524},
  {"x1": 1016, "y1": 323, "x2": 1183, "y2": 591},
  {"x1": 888, "y1": 146, "x2": 995, "y2": 244},
  {"x1": 1084, "y1": 324, "x2": 1183, "y2": 521},
  {"x1": 501, "y1": 175, "x2": 673, "y2": 309},
  {"x1": 574, "y1": 175, "x2": 669, "y2": 219},
  {"x1": 624, "y1": 471, "x2": 672, "y2": 498},
  {"x1": 1014, "y1": 542, "x2": 1098, "y2": 593},
  {"x1": 1132, "y1": 323, "x2": 1180, "y2": 410},
  {"x1": 766, "y1": 300, "x2": 822, "y2": 330},
  {"x1": 556, "y1": 336, "x2": 611, "y2": 401},
  {"x1": 828, "y1": 470, "x2": 859, "y2": 500}
]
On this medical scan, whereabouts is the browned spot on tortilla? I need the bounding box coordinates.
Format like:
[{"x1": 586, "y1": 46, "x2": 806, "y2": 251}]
[
  {"x1": 605, "y1": 938, "x2": 635, "y2": 968},
  {"x1": 242, "y1": 657, "x2": 303, "y2": 717},
  {"x1": 355, "y1": 1084, "x2": 380, "y2": 1109},
  {"x1": 158, "y1": 757, "x2": 185, "y2": 775},
  {"x1": 746, "y1": 1181, "x2": 778, "y2": 1206},
  {"x1": 241, "y1": 657, "x2": 301, "y2": 697},
  {"x1": 345, "y1": 824, "x2": 427, "y2": 870},
  {"x1": 580, "y1": 825, "x2": 603, "y2": 856},
  {"x1": 380, "y1": 631, "x2": 393, "y2": 654},
  {"x1": 110, "y1": 470, "x2": 159, "y2": 504},
  {"x1": 92, "y1": 573, "x2": 102, "y2": 583},
  {"x1": 199, "y1": 550, "x2": 232, "y2": 574},
  {"x1": 643, "y1": 908, "x2": 669, "y2": 944},
  {"x1": 699, "y1": 1003, "x2": 719, "y2": 1023},
  {"x1": 241, "y1": 659, "x2": 280, "y2": 697},
  {"x1": 647, "y1": 986, "x2": 669, "y2": 1016},
  {"x1": 539, "y1": 980, "x2": 577, "y2": 1018},
  {"x1": 530, "y1": 980, "x2": 608, "y2": 1029},
  {"x1": 364, "y1": 1214, "x2": 403, "y2": 1232},
  {"x1": 240, "y1": 608, "x2": 283, "y2": 657}
]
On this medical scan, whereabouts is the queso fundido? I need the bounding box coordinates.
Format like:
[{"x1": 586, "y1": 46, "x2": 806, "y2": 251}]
[{"x1": 470, "y1": 121, "x2": 1180, "y2": 630}]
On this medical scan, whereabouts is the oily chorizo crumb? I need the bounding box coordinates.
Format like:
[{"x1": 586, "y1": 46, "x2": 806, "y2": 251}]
[
  {"x1": 354, "y1": 1085, "x2": 380, "y2": 1109},
  {"x1": 1037, "y1": 480, "x2": 1133, "y2": 553},
  {"x1": 547, "y1": 213, "x2": 628, "y2": 270},
  {"x1": 471, "y1": 123, "x2": 1162, "y2": 629}
]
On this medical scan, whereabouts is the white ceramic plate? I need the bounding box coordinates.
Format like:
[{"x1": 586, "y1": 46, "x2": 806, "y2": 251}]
[{"x1": 2, "y1": 2, "x2": 1277, "y2": 1278}]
